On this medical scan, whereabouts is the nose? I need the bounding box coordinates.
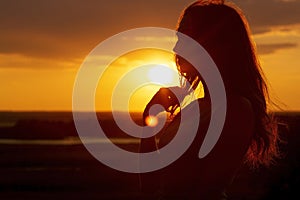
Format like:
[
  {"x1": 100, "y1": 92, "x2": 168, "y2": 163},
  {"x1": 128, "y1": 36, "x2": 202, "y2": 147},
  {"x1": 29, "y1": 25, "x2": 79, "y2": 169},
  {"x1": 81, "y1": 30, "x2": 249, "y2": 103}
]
[
  {"x1": 173, "y1": 41, "x2": 179, "y2": 53},
  {"x1": 173, "y1": 33, "x2": 184, "y2": 53}
]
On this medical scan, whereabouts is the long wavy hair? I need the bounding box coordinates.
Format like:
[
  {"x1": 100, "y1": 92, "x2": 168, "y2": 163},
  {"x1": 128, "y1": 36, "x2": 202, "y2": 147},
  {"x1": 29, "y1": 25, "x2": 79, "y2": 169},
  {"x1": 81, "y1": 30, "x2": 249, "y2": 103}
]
[{"x1": 175, "y1": 0, "x2": 279, "y2": 168}]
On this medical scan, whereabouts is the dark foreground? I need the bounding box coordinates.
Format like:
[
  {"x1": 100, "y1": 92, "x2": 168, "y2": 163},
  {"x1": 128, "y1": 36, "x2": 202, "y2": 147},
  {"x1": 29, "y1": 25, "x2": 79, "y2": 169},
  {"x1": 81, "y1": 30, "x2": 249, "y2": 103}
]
[{"x1": 0, "y1": 112, "x2": 299, "y2": 199}]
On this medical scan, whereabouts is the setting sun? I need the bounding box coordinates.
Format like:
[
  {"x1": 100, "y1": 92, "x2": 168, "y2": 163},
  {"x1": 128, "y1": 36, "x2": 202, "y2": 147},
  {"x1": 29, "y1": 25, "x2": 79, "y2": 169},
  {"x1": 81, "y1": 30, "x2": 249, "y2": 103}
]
[
  {"x1": 147, "y1": 64, "x2": 177, "y2": 85},
  {"x1": 95, "y1": 48, "x2": 180, "y2": 112}
]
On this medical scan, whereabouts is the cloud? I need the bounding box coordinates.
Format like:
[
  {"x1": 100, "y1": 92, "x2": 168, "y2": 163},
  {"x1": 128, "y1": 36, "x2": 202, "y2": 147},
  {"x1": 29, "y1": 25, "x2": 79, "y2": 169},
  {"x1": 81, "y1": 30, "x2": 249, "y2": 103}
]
[
  {"x1": 0, "y1": 53, "x2": 79, "y2": 69},
  {"x1": 233, "y1": 0, "x2": 300, "y2": 34},
  {"x1": 256, "y1": 43, "x2": 298, "y2": 55},
  {"x1": 0, "y1": 0, "x2": 191, "y2": 61},
  {"x1": 134, "y1": 36, "x2": 176, "y2": 43},
  {"x1": 0, "y1": 0, "x2": 299, "y2": 67}
]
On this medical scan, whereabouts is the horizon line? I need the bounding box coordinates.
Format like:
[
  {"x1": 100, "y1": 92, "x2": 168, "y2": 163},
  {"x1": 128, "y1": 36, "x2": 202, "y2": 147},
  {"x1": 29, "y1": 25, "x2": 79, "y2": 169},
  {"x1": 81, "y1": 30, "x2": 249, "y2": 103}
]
[{"x1": 0, "y1": 110, "x2": 300, "y2": 113}]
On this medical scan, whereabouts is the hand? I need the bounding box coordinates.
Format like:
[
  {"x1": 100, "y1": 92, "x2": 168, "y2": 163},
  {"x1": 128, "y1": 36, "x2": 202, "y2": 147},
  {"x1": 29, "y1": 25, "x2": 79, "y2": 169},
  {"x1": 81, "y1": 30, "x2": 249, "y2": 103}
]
[{"x1": 143, "y1": 86, "x2": 187, "y2": 124}]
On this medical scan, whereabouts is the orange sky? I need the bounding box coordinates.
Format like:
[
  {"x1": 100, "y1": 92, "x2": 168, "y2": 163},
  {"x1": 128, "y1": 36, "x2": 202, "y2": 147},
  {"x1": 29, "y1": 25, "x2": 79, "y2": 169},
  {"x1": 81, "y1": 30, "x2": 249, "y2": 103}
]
[{"x1": 0, "y1": 0, "x2": 300, "y2": 111}]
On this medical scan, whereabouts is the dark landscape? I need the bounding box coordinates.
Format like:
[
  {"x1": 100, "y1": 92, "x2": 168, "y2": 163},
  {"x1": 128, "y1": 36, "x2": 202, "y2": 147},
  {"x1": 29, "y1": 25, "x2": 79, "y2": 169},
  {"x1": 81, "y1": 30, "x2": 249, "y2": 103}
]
[{"x1": 0, "y1": 111, "x2": 299, "y2": 199}]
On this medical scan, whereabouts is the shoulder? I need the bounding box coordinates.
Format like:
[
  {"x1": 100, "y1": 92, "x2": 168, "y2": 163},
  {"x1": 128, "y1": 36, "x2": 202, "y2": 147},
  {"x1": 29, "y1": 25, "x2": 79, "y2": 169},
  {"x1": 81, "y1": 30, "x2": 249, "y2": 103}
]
[
  {"x1": 221, "y1": 95, "x2": 254, "y2": 147},
  {"x1": 226, "y1": 95, "x2": 254, "y2": 124}
]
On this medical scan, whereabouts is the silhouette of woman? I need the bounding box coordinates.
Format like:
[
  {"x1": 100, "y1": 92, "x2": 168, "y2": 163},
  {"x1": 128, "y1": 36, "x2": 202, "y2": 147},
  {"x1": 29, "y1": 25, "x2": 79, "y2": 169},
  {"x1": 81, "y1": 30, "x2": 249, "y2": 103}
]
[{"x1": 140, "y1": 0, "x2": 279, "y2": 199}]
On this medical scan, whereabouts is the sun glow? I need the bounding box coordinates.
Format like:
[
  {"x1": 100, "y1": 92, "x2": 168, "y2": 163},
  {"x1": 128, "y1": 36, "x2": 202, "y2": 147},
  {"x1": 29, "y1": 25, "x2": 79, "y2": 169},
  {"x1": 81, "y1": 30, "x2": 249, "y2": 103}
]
[
  {"x1": 145, "y1": 115, "x2": 158, "y2": 127},
  {"x1": 147, "y1": 64, "x2": 176, "y2": 85},
  {"x1": 95, "y1": 49, "x2": 181, "y2": 112}
]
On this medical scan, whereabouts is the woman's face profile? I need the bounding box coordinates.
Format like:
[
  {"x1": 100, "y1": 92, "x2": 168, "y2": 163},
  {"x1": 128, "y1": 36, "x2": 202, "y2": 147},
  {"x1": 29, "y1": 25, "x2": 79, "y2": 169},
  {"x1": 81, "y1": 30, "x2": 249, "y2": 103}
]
[
  {"x1": 174, "y1": 34, "x2": 201, "y2": 85},
  {"x1": 174, "y1": 34, "x2": 192, "y2": 77}
]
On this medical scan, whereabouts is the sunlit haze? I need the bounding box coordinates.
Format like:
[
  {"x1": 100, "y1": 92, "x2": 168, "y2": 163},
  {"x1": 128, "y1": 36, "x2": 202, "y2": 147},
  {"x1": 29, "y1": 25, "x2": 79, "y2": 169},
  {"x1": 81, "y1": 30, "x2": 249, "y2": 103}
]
[
  {"x1": 95, "y1": 49, "x2": 180, "y2": 112},
  {"x1": 0, "y1": 0, "x2": 299, "y2": 111}
]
